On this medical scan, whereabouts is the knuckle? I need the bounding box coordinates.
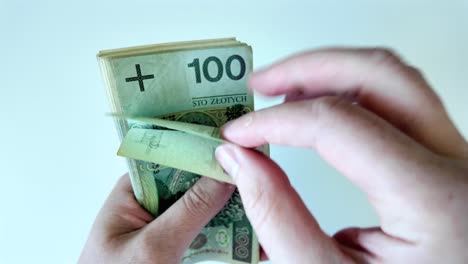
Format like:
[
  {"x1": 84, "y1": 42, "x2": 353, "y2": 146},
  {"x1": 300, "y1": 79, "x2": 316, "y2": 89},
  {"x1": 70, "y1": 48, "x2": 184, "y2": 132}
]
[
  {"x1": 243, "y1": 184, "x2": 278, "y2": 234},
  {"x1": 243, "y1": 184, "x2": 265, "y2": 215},
  {"x1": 117, "y1": 173, "x2": 130, "y2": 185},
  {"x1": 137, "y1": 228, "x2": 179, "y2": 263},
  {"x1": 312, "y1": 96, "x2": 353, "y2": 118},
  {"x1": 132, "y1": 233, "x2": 159, "y2": 263},
  {"x1": 303, "y1": 96, "x2": 356, "y2": 148},
  {"x1": 365, "y1": 47, "x2": 409, "y2": 75},
  {"x1": 136, "y1": 202, "x2": 216, "y2": 262},
  {"x1": 406, "y1": 65, "x2": 424, "y2": 78},
  {"x1": 405, "y1": 65, "x2": 430, "y2": 87},
  {"x1": 367, "y1": 47, "x2": 402, "y2": 66},
  {"x1": 182, "y1": 183, "x2": 213, "y2": 217},
  {"x1": 139, "y1": 228, "x2": 159, "y2": 249},
  {"x1": 365, "y1": 48, "x2": 443, "y2": 107},
  {"x1": 114, "y1": 173, "x2": 132, "y2": 191},
  {"x1": 405, "y1": 66, "x2": 443, "y2": 106}
]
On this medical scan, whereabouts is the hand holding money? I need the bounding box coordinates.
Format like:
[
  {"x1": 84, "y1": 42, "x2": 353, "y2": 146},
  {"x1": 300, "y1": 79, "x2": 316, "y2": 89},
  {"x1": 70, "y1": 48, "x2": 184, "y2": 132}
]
[
  {"x1": 94, "y1": 38, "x2": 261, "y2": 263},
  {"x1": 79, "y1": 175, "x2": 235, "y2": 264}
]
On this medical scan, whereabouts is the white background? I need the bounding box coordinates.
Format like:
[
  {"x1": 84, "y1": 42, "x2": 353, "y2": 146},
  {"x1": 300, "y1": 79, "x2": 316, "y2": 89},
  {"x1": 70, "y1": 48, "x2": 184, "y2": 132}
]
[{"x1": 1, "y1": 1, "x2": 467, "y2": 263}]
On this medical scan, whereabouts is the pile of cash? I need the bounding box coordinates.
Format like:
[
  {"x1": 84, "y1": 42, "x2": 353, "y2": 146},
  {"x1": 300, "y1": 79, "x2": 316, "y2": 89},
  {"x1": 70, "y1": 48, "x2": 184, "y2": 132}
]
[{"x1": 97, "y1": 38, "x2": 259, "y2": 263}]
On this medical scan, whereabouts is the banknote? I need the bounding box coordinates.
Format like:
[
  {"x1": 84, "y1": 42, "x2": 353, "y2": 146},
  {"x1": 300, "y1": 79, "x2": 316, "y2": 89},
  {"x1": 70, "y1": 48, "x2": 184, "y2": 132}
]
[{"x1": 98, "y1": 38, "x2": 260, "y2": 263}]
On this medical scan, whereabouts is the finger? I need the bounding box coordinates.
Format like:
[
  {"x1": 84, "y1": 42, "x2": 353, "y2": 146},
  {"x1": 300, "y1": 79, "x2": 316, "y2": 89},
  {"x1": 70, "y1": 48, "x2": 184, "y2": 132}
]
[
  {"x1": 143, "y1": 177, "x2": 235, "y2": 251},
  {"x1": 223, "y1": 97, "x2": 433, "y2": 185},
  {"x1": 215, "y1": 144, "x2": 350, "y2": 263},
  {"x1": 249, "y1": 48, "x2": 468, "y2": 157},
  {"x1": 222, "y1": 97, "x2": 445, "y2": 240}
]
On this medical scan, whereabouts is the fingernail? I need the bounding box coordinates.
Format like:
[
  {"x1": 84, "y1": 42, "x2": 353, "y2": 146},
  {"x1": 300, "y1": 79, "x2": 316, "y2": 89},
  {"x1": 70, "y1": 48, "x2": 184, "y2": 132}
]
[{"x1": 215, "y1": 144, "x2": 239, "y2": 179}]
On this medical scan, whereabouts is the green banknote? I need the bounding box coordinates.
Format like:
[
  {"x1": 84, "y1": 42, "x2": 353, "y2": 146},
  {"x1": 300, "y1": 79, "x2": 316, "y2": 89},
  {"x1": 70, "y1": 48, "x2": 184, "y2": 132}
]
[{"x1": 98, "y1": 38, "x2": 260, "y2": 264}]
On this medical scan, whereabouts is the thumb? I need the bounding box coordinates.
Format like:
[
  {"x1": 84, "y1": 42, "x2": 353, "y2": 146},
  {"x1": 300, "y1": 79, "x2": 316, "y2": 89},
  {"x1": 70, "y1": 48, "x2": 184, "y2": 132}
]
[
  {"x1": 144, "y1": 176, "x2": 235, "y2": 251},
  {"x1": 215, "y1": 144, "x2": 349, "y2": 263}
]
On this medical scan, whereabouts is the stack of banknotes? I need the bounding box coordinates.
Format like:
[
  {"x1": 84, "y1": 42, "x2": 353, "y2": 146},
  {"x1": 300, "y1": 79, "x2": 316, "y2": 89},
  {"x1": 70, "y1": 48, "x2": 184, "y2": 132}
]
[{"x1": 97, "y1": 38, "x2": 261, "y2": 264}]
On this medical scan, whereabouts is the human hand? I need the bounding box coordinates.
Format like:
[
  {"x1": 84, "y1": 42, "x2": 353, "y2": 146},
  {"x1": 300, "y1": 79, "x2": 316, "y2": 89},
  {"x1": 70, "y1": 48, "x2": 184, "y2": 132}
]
[
  {"x1": 215, "y1": 48, "x2": 468, "y2": 263},
  {"x1": 78, "y1": 175, "x2": 235, "y2": 264}
]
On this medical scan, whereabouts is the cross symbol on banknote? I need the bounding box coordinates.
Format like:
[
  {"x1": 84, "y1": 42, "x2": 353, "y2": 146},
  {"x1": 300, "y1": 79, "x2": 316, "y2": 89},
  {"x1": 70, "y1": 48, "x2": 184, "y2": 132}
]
[{"x1": 125, "y1": 64, "x2": 155, "y2": 92}]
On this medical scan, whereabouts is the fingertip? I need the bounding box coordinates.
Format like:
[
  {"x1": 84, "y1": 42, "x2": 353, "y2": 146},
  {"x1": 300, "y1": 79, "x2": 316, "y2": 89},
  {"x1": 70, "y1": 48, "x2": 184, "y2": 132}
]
[
  {"x1": 220, "y1": 114, "x2": 259, "y2": 147},
  {"x1": 219, "y1": 119, "x2": 235, "y2": 140},
  {"x1": 248, "y1": 66, "x2": 286, "y2": 96},
  {"x1": 248, "y1": 67, "x2": 268, "y2": 88}
]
